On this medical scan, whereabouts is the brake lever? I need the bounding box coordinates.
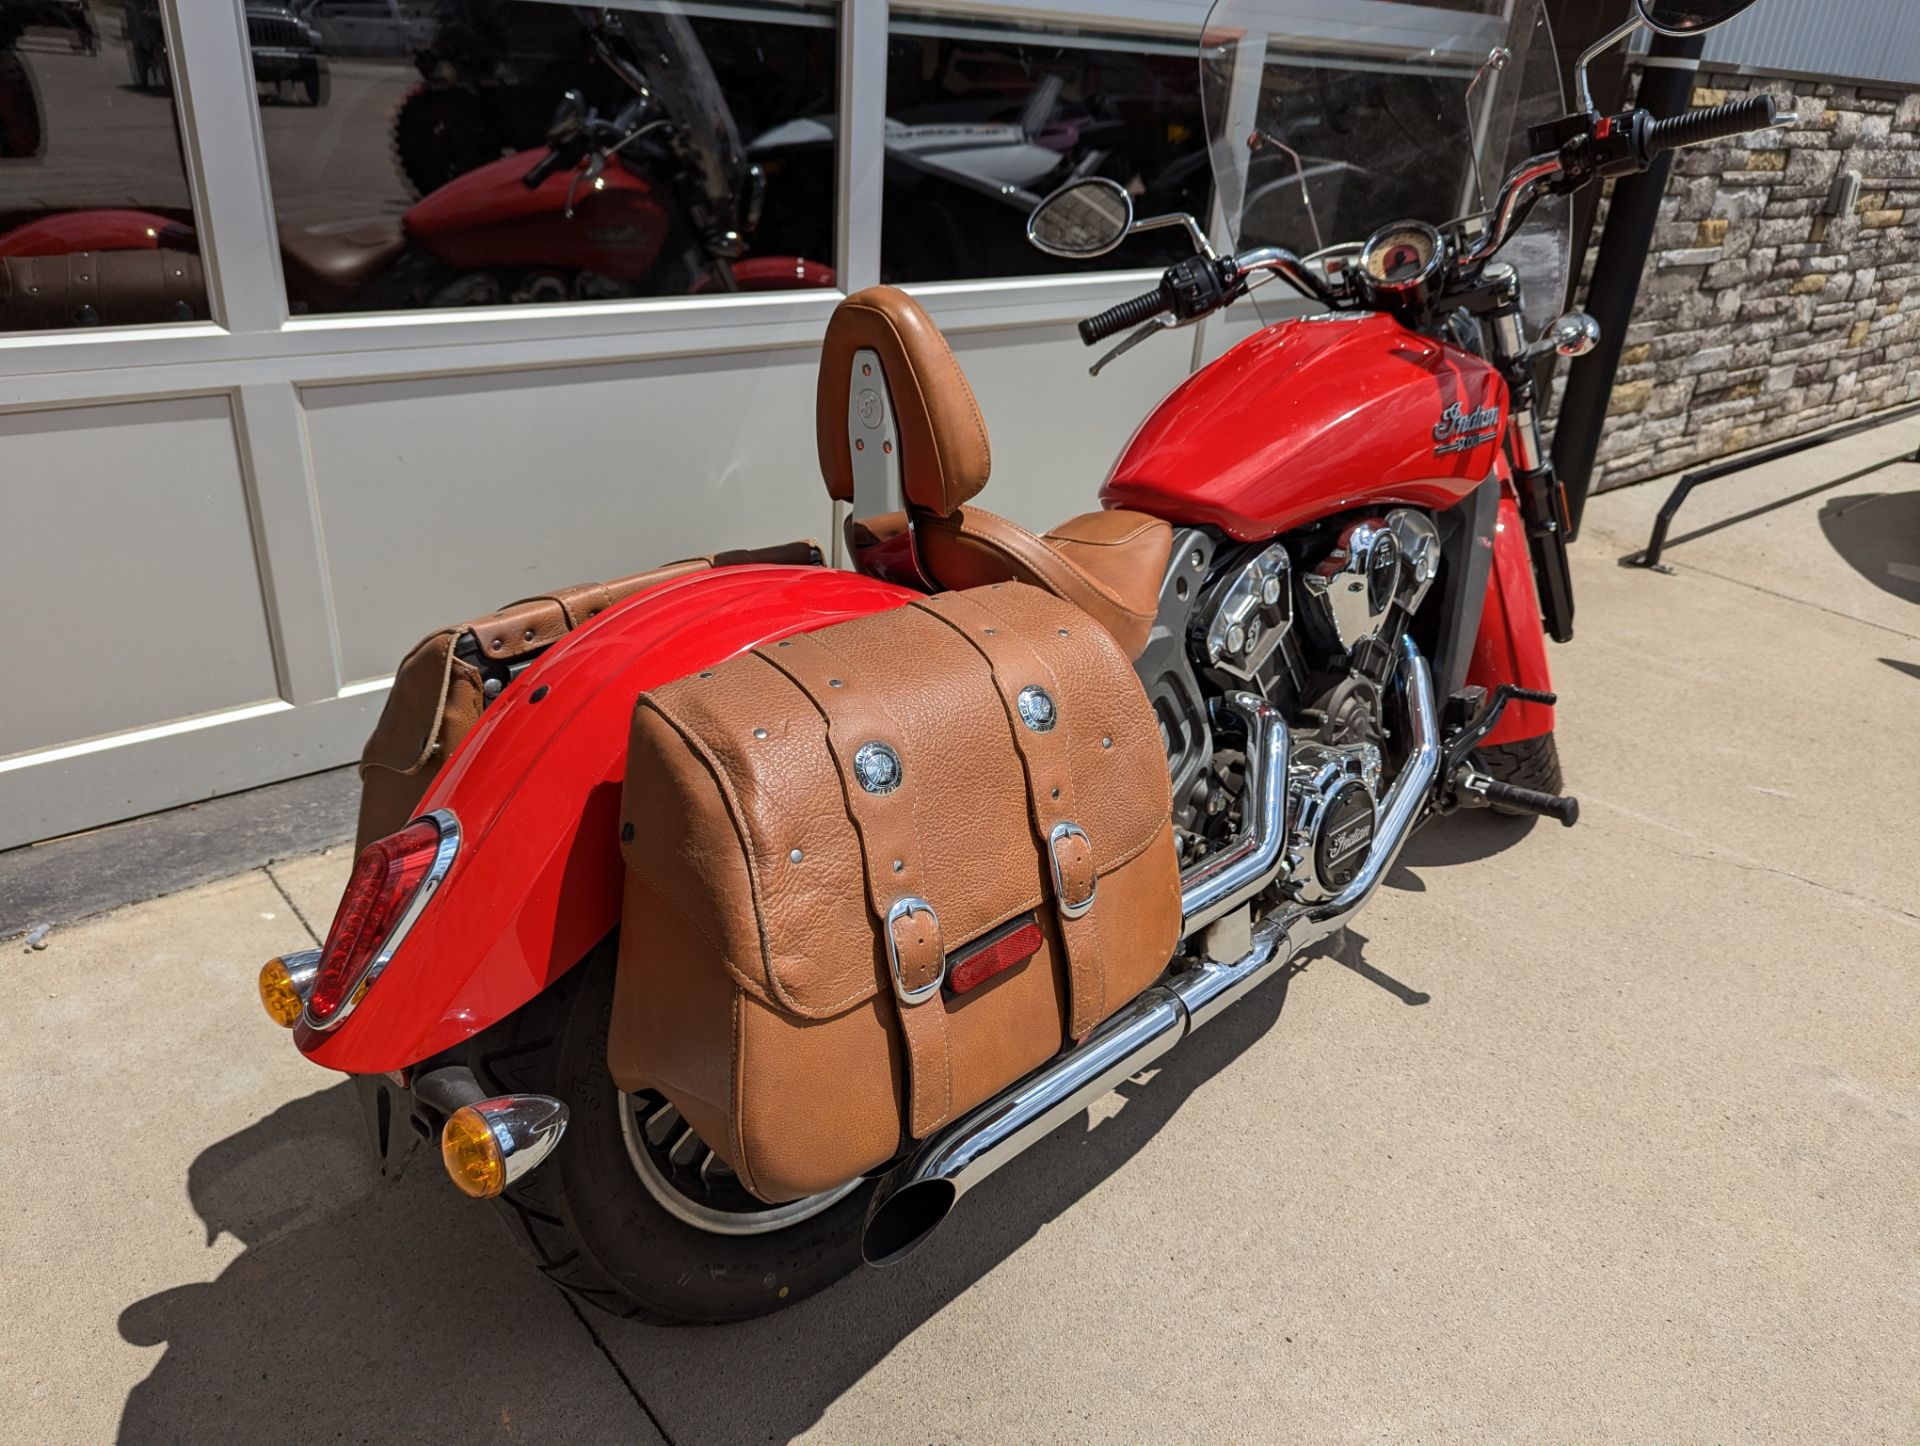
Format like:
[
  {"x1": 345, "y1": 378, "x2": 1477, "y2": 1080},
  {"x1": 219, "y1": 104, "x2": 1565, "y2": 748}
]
[
  {"x1": 1089, "y1": 313, "x2": 1178, "y2": 377},
  {"x1": 564, "y1": 154, "x2": 607, "y2": 220},
  {"x1": 1441, "y1": 683, "x2": 1558, "y2": 779}
]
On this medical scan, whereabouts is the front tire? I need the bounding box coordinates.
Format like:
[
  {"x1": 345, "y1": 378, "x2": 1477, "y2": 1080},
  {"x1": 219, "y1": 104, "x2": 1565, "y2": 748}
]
[
  {"x1": 468, "y1": 938, "x2": 874, "y2": 1324},
  {"x1": 1472, "y1": 731, "x2": 1563, "y2": 816}
]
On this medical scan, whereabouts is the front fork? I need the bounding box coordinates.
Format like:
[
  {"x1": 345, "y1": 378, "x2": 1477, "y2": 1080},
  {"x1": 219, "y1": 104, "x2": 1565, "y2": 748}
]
[{"x1": 1487, "y1": 268, "x2": 1576, "y2": 645}]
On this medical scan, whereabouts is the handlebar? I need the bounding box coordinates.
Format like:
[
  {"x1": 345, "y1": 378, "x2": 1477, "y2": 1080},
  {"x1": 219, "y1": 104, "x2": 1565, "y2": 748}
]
[
  {"x1": 1079, "y1": 284, "x2": 1175, "y2": 346},
  {"x1": 1073, "y1": 93, "x2": 1792, "y2": 358},
  {"x1": 522, "y1": 147, "x2": 567, "y2": 190},
  {"x1": 1645, "y1": 93, "x2": 1784, "y2": 155}
]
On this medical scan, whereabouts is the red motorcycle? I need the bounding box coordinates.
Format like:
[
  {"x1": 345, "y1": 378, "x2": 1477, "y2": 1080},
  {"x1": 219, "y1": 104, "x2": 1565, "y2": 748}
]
[
  {"x1": 255, "y1": 0, "x2": 1785, "y2": 1324},
  {"x1": 0, "y1": 9, "x2": 829, "y2": 326}
]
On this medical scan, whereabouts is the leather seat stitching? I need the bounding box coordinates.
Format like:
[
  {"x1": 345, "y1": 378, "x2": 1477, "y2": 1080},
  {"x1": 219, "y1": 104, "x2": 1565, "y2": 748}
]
[
  {"x1": 1044, "y1": 517, "x2": 1163, "y2": 547},
  {"x1": 932, "y1": 512, "x2": 1152, "y2": 625}
]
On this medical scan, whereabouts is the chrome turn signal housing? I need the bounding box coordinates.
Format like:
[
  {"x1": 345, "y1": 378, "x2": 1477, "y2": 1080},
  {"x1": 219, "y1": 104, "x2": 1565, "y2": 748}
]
[
  {"x1": 440, "y1": 1095, "x2": 569, "y2": 1199},
  {"x1": 257, "y1": 948, "x2": 320, "y2": 1028}
]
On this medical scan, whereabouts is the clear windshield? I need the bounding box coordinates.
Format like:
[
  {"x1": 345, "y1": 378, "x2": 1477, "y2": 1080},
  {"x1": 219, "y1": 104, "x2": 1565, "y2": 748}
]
[
  {"x1": 1201, "y1": 0, "x2": 1571, "y2": 333},
  {"x1": 592, "y1": 4, "x2": 751, "y2": 238}
]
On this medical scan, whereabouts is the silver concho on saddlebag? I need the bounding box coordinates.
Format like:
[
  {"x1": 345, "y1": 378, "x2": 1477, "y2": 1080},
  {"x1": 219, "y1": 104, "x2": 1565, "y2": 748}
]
[
  {"x1": 1017, "y1": 686, "x2": 1057, "y2": 732},
  {"x1": 854, "y1": 741, "x2": 903, "y2": 794}
]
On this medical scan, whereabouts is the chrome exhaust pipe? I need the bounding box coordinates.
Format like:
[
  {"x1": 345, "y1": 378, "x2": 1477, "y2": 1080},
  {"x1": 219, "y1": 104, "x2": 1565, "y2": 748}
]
[
  {"x1": 862, "y1": 636, "x2": 1439, "y2": 1267},
  {"x1": 1179, "y1": 693, "x2": 1290, "y2": 937}
]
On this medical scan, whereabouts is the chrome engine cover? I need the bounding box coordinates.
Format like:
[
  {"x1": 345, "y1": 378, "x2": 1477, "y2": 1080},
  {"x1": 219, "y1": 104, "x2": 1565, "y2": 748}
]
[
  {"x1": 1284, "y1": 741, "x2": 1383, "y2": 902},
  {"x1": 1192, "y1": 542, "x2": 1292, "y2": 685},
  {"x1": 1300, "y1": 510, "x2": 1441, "y2": 655}
]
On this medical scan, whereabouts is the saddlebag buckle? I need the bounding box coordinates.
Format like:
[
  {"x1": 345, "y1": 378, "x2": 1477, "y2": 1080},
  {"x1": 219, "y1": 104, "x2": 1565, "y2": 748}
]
[
  {"x1": 886, "y1": 896, "x2": 947, "y2": 1005},
  {"x1": 1048, "y1": 821, "x2": 1097, "y2": 919}
]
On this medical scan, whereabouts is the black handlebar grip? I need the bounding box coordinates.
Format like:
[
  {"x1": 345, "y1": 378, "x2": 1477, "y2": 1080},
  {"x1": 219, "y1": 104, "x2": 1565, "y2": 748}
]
[
  {"x1": 1477, "y1": 779, "x2": 1580, "y2": 828},
  {"x1": 1645, "y1": 94, "x2": 1781, "y2": 156},
  {"x1": 1079, "y1": 284, "x2": 1175, "y2": 346},
  {"x1": 522, "y1": 148, "x2": 566, "y2": 190}
]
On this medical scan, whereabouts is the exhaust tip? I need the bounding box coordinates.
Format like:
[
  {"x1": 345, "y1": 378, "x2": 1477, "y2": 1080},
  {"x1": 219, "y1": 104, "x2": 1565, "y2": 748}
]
[{"x1": 861, "y1": 1178, "x2": 957, "y2": 1267}]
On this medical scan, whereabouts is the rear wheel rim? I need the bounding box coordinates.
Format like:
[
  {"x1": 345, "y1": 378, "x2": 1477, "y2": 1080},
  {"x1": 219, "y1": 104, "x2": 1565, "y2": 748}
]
[{"x1": 618, "y1": 1089, "x2": 859, "y2": 1236}]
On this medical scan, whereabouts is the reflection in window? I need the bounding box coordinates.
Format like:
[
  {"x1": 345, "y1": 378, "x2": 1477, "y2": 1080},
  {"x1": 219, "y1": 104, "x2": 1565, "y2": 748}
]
[
  {"x1": 260, "y1": 1, "x2": 838, "y2": 314},
  {"x1": 1236, "y1": 60, "x2": 1477, "y2": 258},
  {"x1": 879, "y1": 11, "x2": 1210, "y2": 283},
  {"x1": 0, "y1": 2, "x2": 204, "y2": 331}
]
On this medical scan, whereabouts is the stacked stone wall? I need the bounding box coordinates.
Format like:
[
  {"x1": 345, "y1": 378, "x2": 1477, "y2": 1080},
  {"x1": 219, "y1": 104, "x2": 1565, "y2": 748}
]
[{"x1": 1585, "y1": 70, "x2": 1920, "y2": 491}]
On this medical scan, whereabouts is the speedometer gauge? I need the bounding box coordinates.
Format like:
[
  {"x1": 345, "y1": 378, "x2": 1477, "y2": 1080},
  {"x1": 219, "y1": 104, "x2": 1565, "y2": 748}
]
[{"x1": 1357, "y1": 221, "x2": 1446, "y2": 311}]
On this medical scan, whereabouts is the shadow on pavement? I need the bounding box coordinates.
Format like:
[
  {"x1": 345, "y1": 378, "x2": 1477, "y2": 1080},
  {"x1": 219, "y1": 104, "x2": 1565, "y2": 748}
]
[
  {"x1": 1881, "y1": 657, "x2": 1920, "y2": 683},
  {"x1": 1818, "y1": 490, "x2": 1920, "y2": 605},
  {"x1": 1386, "y1": 808, "x2": 1537, "y2": 894},
  {"x1": 1322, "y1": 927, "x2": 1429, "y2": 1005},
  {"x1": 115, "y1": 1088, "x2": 605, "y2": 1443},
  {"x1": 117, "y1": 955, "x2": 1319, "y2": 1441}
]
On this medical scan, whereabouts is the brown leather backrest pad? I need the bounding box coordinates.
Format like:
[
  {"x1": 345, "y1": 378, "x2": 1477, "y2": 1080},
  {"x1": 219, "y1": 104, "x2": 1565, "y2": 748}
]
[{"x1": 816, "y1": 286, "x2": 991, "y2": 516}]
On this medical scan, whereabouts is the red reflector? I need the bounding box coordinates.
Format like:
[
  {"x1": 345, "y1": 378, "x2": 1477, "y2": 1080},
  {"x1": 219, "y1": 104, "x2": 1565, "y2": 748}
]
[
  {"x1": 305, "y1": 818, "x2": 444, "y2": 1024},
  {"x1": 947, "y1": 916, "x2": 1043, "y2": 996}
]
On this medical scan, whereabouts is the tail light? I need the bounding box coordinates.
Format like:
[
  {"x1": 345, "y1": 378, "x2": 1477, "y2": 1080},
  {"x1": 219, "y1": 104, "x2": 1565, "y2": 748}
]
[{"x1": 304, "y1": 811, "x2": 459, "y2": 1029}]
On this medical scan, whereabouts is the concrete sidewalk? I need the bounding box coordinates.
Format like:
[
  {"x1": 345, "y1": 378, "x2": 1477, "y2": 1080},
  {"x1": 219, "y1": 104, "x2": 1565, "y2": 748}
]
[{"x1": 3, "y1": 425, "x2": 1917, "y2": 1443}]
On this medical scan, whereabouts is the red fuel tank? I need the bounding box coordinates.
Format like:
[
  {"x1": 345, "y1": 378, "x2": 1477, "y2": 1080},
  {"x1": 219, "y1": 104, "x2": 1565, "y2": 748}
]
[
  {"x1": 1101, "y1": 312, "x2": 1509, "y2": 541},
  {"x1": 404, "y1": 149, "x2": 668, "y2": 279}
]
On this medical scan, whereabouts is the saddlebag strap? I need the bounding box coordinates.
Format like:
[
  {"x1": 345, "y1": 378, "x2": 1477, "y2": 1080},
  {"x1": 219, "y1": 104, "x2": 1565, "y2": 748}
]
[
  {"x1": 753, "y1": 631, "x2": 954, "y2": 1139},
  {"x1": 913, "y1": 592, "x2": 1105, "y2": 1040}
]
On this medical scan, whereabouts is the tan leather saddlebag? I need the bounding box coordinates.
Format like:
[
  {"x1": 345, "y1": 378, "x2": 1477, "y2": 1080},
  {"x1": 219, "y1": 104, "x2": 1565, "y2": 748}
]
[
  {"x1": 352, "y1": 540, "x2": 822, "y2": 849},
  {"x1": 610, "y1": 582, "x2": 1182, "y2": 1203}
]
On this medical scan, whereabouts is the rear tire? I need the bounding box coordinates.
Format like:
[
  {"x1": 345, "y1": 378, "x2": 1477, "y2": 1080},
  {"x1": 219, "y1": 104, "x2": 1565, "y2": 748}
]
[
  {"x1": 467, "y1": 937, "x2": 874, "y2": 1325},
  {"x1": 1472, "y1": 731, "x2": 1563, "y2": 816}
]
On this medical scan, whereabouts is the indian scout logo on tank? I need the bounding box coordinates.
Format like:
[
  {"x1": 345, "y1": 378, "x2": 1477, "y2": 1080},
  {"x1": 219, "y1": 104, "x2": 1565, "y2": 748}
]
[{"x1": 1432, "y1": 401, "x2": 1502, "y2": 456}]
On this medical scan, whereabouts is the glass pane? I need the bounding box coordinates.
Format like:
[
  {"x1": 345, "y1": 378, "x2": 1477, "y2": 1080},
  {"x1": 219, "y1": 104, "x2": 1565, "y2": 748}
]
[
  {"x1": 0, "y1": 3, "x2": 204, "y2": 333},
  {"x1": 261, "y1": 1, "x2": 838, "y2": 315},
  {"x1": 1202, "y1": 0, "x2": 1569, "y2": 330},
  {"x1": 881, "y1": 11, "x2": 1211, "y2": 283}
]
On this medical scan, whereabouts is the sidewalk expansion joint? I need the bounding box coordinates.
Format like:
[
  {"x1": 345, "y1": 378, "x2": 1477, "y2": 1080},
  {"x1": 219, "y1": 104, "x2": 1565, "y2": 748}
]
[
  {"x1": 1674, "y1": 560, "x2": 1920, "y2": 643},
  {"x1": 264, "y1": 865, "x2": 323, "y2": 948},
  {"x1": 561, "y1": 1294, "x2": 676, "y2": 1444}
]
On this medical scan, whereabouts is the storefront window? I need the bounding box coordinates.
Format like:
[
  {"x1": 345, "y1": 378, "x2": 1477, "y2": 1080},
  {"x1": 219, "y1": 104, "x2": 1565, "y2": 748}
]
[
  {"x1": 881, "y1": 11, "x2": 1210, "y2": 284},
  {"x1": 0, "y1": 3, "x2": 203, "y2": 332},
  {"x1": 258, "y1": 0, "x2": 838, "y2": 315}
]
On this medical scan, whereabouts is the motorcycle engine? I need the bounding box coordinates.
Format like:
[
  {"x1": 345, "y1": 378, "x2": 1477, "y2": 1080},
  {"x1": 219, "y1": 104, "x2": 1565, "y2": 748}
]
[
  {"x1": 1285, "y1": 741, "x2": 1383, "y2": 901},
  {"x1": 1151, "y1": 510, "x2": 1441, "y2": 884}
]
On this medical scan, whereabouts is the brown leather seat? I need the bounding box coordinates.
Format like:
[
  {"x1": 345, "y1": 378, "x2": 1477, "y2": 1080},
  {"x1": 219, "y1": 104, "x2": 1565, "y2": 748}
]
[
  {"x1": 278, "y1": 219, "x2": 406, "y2": 309},
  {"x1": 818, "y1": 285, "x2": 1172, "y2": 658}
]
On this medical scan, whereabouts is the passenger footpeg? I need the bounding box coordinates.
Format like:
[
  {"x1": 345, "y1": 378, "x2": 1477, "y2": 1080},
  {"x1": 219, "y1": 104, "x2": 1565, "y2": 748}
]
[{"x1": 1456, "y1": 770, "x2": 1580, "y2": 827}]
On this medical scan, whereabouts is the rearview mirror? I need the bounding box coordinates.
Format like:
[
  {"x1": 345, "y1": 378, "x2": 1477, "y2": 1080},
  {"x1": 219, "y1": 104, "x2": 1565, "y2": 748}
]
[
  {"x1": 1027, "y1": 178, "x2": 1134, "y2": 260},
  {"x1": 1635, "y1": 0, "x2": 1763, "y2": 34},
  {"x1": 546, "y1": 88, "x2": 588, "y2": 144}
]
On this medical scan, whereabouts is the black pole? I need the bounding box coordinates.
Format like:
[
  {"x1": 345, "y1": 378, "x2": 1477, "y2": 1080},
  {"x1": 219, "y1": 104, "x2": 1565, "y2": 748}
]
[{"x1": 1551, "y1": 29, "x2": 1705, "y2": 540}]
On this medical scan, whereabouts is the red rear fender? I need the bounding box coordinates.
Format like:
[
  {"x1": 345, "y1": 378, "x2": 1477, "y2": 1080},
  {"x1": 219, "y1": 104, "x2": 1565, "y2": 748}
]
[{"x1": 296, "y1": 565, "x2": 917, "y2": 1074}]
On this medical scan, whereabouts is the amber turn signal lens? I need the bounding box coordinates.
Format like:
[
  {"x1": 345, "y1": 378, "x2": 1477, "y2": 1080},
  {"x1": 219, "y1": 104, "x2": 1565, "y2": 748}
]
[
  {"x1": 442, "y1": 1106, "x2": 507, "y2": 1199},
  {"x1": 258, "y1": 958, "x2": 304, "y2": 1028}
]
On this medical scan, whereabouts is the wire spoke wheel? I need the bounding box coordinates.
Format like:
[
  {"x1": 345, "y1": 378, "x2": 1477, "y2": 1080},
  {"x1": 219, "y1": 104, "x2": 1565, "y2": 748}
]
[{"x1": 618, "y1": 1088, "x2": 859, "y2": 1236}]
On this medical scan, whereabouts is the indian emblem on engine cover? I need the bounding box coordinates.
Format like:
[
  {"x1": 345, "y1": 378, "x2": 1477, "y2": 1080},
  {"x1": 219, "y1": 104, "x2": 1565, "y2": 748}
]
[
  {"x1": 854, "y1": 741, "x2": 903, "y2": 794},
  {"x1": 1017, "y1": 686, "x2": 1057, "y2": 732}
]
